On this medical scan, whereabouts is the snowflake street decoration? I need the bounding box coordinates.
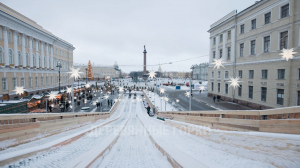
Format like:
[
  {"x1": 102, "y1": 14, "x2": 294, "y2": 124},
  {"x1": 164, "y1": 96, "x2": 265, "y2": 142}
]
[
  {"x1": 148, "y1": 71, "x2": 156, "y2": 79},
  {"x1": 66, "y1": 87, "x2": 72, "y2": 93},
  {"x1": 185, "y1": 91, "x2": 190, "y2": 97},
  {"x1": 279, "y1": 48, "x2": 297, "y2": 61},
  {"x1": 86, "y1": 83, "x2": 90, "y2": 88},
  {"x1": 48, "y1": 93, "x2": 57, "y2": 101},
  {"x1": 164, "y1": 97, "x2": 169, "y2": 101},
  {"x1": 104, "y1": 95, "x2": 110, "y2": 100},
  {"x1": 228, "y1": 77, "x2": 242, "y2": 89},
  {"x1": 68, "y1": 66, "x2": 83, "y2": 80},
  {"x1": 176, "y1": 99, "x2": 179, "y2": 103},
  {"x1": 13, "y1": 86, "x2": 25, "y2": 95},
  {"x1": 160, "y1": 88, "x2": 165, "y2": 94},
  {"x1": 199, "y1": 85, "x2": 205, "y2": 92},
  {"x1": 119, "y1": 87, "x2": 124, "y2": 92},
  {"x1": 114, "y1": 99, "x2": 118, "y2": 102},
  {"x1": 212, "y1": 59, "x2": 225, "y2": 69}
]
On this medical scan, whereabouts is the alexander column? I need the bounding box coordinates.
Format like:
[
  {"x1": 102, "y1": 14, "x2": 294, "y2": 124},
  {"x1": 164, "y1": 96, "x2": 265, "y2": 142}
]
[
  {"x1": 143, "y1": 45, "x2": 148, "y2": 80},
  {"x1": 143, "y1": 45, "x2": 147, "y2": 73}
]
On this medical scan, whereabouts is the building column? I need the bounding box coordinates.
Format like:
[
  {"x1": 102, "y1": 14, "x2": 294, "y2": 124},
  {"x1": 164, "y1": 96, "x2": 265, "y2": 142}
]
[
  {"x1": 35, "y1": 40, "x2": 39, "y2": 68},
  {"x1": 21, "y1": 34, "x2": 26, "y2": 67},
  {"x1": 3, "y1": 27, "x2": 9, "y2": 66},
  {"x1": 209, "y1": 37, "x2": 213, "y2": 63},
  {"x1": 41, "y1": 42, "x2": 44, "y2": 69},
  {"x1": 50, "y1": 45, "x2": 54, "y2": 69},
  {"x1": 46, "y1": 43, "x2": 49, "y2": 69},
  {"x1": 29, "y1": 37, "x2": 33, "y2": 68},
  {"x1": 230, "y1": 28, "x2": 236, "y2": 63},
  {"x1": 222, "y1": 32, "x2": 227, "y2": 62},
  {"x1": 215, "y1": 35, "x2": 220, "y2": 59},
  {"x1": 13, "y1": 30, "x2": 18, "y2": 67}
]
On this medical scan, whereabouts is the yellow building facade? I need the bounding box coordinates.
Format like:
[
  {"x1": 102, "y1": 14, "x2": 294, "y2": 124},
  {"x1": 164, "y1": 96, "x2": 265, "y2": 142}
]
[{"x1": 0, "y1": 3, "x2": 75, "y2": 100}]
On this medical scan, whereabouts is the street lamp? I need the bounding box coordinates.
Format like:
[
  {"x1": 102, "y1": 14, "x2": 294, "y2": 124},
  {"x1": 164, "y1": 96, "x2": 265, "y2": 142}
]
[
  {"x1": 85, "y1": 68, "x2": 87, "y2": 84},
  {"x1": 56, "y1": 62, "x2": 62, "y2": 93}
]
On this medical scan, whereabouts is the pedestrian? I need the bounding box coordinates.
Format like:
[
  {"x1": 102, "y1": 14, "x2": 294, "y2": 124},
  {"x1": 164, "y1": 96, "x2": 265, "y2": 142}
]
[
  {"x1": 199, "y1": 90, "x2": 202, "y2": 94},
  {"x1": 107, "y1": 99, "x2": 110, "y2": 106},
  {"x1": 213, "y1": 96, "x2": 216, "y2": 103},
  {"x1": 146, "y1": 105, "x2": 150, "y2": 114}
]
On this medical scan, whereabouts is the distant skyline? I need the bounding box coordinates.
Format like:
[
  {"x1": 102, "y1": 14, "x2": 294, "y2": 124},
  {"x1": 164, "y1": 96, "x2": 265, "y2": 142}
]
[{"x1": 2, "y1": 0, "x2": 257, "y2": 73}]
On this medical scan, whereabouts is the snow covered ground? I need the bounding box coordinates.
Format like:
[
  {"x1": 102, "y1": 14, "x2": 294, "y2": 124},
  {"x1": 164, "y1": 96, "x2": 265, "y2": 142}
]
[{"x1": 1, "y1": 93, "x2": 297, "y2": 168}]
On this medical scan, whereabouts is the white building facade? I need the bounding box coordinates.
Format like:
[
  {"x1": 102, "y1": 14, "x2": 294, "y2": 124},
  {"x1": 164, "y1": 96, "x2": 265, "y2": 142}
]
[
  {"x1": 207, "y1": 0, "x2": 300, "y2": 109},
  {"x1": 0, "y1": 3, "x2": 75, "y2": 100}
]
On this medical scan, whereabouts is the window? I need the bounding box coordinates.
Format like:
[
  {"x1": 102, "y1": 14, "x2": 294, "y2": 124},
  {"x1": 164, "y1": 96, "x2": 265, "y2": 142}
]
[
  {"x1": 0, "y1": 27, "x2": 2, "y2": 39},
  {"x1": 299, "y1": 69, "x2": 300, "y2": 80},
  {"x1": 28, "y1": 77, "x2": 32, "y2": 87},
  {"x1": 218, "y1": 71, "x2": 221, "y2": 78},
  {"x1": 35, "y1": 77, "x2": 38, "y2": 87},
  {"x1": 251, "y1": 19, "x2": 256, "y2": 29},
  {"x1": 297, "y1": 91, "x2": 300, "y2": 106},
  {"x1": 25, "y1": 37, "x2": 28, "y2": 47},
  {"x1": 280, "y1": 31, "x2": 288, "y2": 50},
  {"x1": 9, "y1": 49, "x2": 13, "y2": 64},
  {"x1": 220, "y1": 49, "x2": 222, "y2": 58},
  {"x1": 277, "y1": 89, "x2": 284, "y2": 105},
  {"x1": 225, "y1": 83, "x2": 228, "y2": 94},
  {"x1": 46, "y1": 77, "x2": 48, "y2": 86},
  {"x1": 238, "y1": 70, "x2": 243, "y2": 78},
  {"x1": 39, "y1": 56, "x2": 41, "y2": 67},
  {"x1": 33, "y1": 54, "x2": 35, "y2": 66},
  {"x1": 12, "y1": 78, "x2": 16, "y2": 89},
  {"x1": 2, "y1": 78, "x2": 6, "y2": 90},
  {"x1": 238, "y1": 85, "x2": 242, "y2": 96},
  {"x1": 251, "y1": 40, "x2": 256, "y2": 55},
  {"x1": 44, "y1": 57, "x2": 46, "y2": 67},
  {"x1": 265, "y1": 12, "x2": 271, "y2": 24},
  {"x1": 227, "y1": 47, "x2": 231, "y2": 59},
  {"x1": 59, "y1": 50, "x2": 61, "y2": 56},
  {"x1": 240, "y1": 43, "x2": 244, "y2": 57},
  {"x1": 18, "y1": 51, "x2": 21, "y2": 65},
  {"x1": 278, "y1": 69, "x2": 285, "y2": 79},
  {"x1": 262, "y1": 70, "x2": 268, "y2": 79},
  {"x1": 41, "y1": 77, "x2": 44, "y2": 86},
  {"x1": 211, "y1": 82, "x2": 214, "y2": 91},
  {"x1": 261, "y1": 87, "x2": 267, "y2": 102},
  {"x1": 225, "y1": 71, "x2": 229, "y2": 79},
  {"x1": 218, "y1": 83, "x2": 220, "y2": 92},
  {"x1": 281, "y1": 4, "x2": 289, "y2": 18},
  {"x1": 213, "y1": 37, "x2": 216, "y2": 45},
  {"x1": 248, "y1": 86, "x2": 253, "y2": 99},
  {"x1": 21, "y1": 78, "x2": 25, "y2": 88},
  {"x1": 0, "y1": 47, "x2": 3, "y2": 63},
  {"x1": 211, "y1": 71, "x2": 214, "y2": 78},
  {"x1": 8, "y1": 31, "x2": 12, "y2": 42},
  {"x1": 32, "y1": 40, "x2": 34, "y2": 48},
  {"x1": 56, "y1": 49, "x2": 58, "y2": 55},
  {"x1": 17, "y1": 35, "x2": 20, "y2": 45},
  {"x1": 220, "y1": 34, "x2": 223, "y2": 42},
  {"x1": 213, "y1": 51, "x2": 216, "y2": 59},
  {"x1": 249, "y1": 70, "x2": 254, "y2": 79},
  {"x1": 240, "y1": 24, "x2": 244, "y2": 34},
  {"x1": 264, "y1": 36, "x2": 270, "y2": 53},
  {"x1": 228, "y1": 30, "x2": 231, "y2": 39},
  {"x1": 51, "y1": 77, "x2": 53, "y2": 86},
  {"x1": 26, "y1": 53, "x2": 29, "y2": 66}
]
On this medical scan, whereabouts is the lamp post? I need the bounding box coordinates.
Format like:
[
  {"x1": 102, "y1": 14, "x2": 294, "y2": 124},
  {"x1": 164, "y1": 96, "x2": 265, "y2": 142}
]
[
  {"x1": 189, "y1": 65, "x2": 195, "y2": 111},
  {"x1": 85, "y1": 68, "x2": 87, "y2": 84},
  {"x1": 56, "y1": 62, "x2": 62, "y2": 93}
]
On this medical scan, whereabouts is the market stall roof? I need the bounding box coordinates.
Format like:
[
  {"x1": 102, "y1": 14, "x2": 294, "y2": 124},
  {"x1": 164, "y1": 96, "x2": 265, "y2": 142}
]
[{"x1": 20, "y1": 94, "x2": 44, "y2": 101}]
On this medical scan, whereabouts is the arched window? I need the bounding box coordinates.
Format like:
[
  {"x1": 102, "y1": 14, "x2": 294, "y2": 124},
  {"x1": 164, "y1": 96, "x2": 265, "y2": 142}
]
[
  {"x1": 26, "y1": 53, "x2": 29, "y2": 66},
  {"x1": 33, "y1": 54, "x2": 35, "y2": 66},
  {"x1": 44, "y1": 57, "x2": 46, "y2": 67},
  {"x1": 18, "y1": 51, "x2": 21, "y2": 65},
  {"x1": 8, "y1": 31, "x2": 12, "y2": 42},
  {"x1": 38, "y1": 56, "x2": 41, "y2": 67},
  {"x1": 9, "y1": 49, "x2": 13, "y2": 64},
  {"x1": 0, "y1": 47, "x2": 3, "y2": 63}
]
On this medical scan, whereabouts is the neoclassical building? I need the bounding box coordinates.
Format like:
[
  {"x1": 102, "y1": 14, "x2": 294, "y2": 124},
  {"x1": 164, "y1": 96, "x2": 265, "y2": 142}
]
[
  {"x1": 207, "y1": 0, "x2": 300, "y2": 109},
  {"x1": 0, "y1": 3, "x2": 75, "y2": 100},
  {"x1": 74, "y1": 61, "x2": 120, "y2": 79}
]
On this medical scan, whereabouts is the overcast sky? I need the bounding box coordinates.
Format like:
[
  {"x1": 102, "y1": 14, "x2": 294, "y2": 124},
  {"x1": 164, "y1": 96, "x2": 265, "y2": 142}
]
[{"x1": 2, "y1": 0, "x2": 256, "y2": 73}]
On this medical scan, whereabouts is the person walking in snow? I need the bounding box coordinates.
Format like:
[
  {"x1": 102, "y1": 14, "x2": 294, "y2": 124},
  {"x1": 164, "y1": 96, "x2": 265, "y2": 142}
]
[
  {"x1": 146, "y1": 106, "x2": 151, "y2": 114},
  {"x1": 213, "y1": 96, "x2": 216, "y2": 103}
]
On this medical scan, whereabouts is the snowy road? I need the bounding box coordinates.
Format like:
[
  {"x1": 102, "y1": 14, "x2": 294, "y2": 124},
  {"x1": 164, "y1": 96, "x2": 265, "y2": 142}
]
[
  {"x1": 2, "y1": 95, "x2": 278, "y2": 168},
  {"x1": 94, "y1": 101, "x2": 172, "y2": 168}
]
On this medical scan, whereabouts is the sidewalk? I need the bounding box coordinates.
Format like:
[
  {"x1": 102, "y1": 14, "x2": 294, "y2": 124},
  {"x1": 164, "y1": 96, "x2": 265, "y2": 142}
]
[{"x1": 192, "y1": 91, "x2": 254, "y2": 111}]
